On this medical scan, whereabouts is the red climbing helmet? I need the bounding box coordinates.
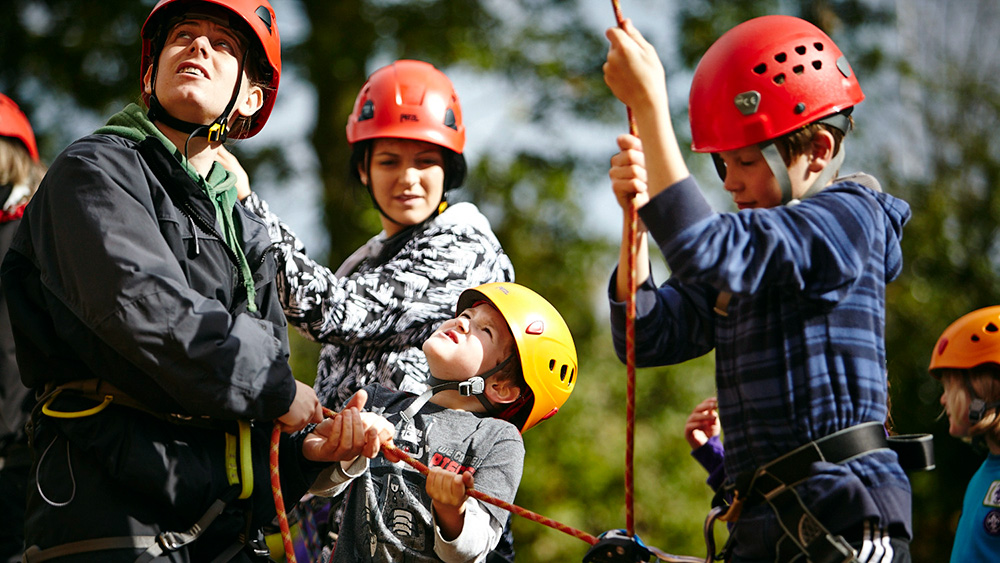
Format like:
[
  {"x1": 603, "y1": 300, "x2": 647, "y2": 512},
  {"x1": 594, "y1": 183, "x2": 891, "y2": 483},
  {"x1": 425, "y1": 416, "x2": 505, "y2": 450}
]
[
  {"x1": 689, "y1": 15, "x2": 864, "y2": 153},
  {"x1": 346, "y1": 60, "x2": 465, "y2": 154},
  {"x1": 930, "y1": 306, "x2": 1000, "y2": 374},
  {"x1": 140, "y1": 0, "x2": 281, "y2": 138},
  {"x1": 0, "y1": 93, "x2": 38, "y2": 162}
]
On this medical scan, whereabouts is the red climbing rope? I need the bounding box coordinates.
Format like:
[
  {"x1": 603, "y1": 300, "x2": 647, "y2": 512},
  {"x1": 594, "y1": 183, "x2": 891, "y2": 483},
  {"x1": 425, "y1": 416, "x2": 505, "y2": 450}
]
[
  {"x1": 380, "y1": 441, "x2": 601, "y2": 546},
  {"x1": 270, "y1": 423, "x2": 298, "y2": 563},
  {"x1": 610, "y1": 0, "x2": 640, "y2": 539}
]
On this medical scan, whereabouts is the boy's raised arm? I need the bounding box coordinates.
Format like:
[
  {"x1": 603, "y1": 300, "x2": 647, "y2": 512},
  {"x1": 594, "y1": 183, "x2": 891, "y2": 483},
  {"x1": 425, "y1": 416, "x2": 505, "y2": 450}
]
[{"x1": 603, "y1": 19, "x2": 690, "y2": 199}]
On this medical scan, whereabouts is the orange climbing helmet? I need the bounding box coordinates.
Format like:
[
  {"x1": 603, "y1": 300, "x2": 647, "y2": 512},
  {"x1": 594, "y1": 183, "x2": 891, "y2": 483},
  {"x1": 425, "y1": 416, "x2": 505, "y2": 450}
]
[
  {"x1": 930, "y1": 306, "x2": 1000, "y2": 374},
  {"x1": 689, "y1": 14, "x2": 864, "y2": 153},
  {"x1": 140, "y1": 0, "x2": 281, "y2": 138},
  {"x1": 0, "y1": 93, "x2": 38, "y2": 162},
  {"x1": 456, "y1": 283, "x2": 578, "y2": 433},
  {"x1": 346, "y1": 59, "x2": 465, "y2": 154}
]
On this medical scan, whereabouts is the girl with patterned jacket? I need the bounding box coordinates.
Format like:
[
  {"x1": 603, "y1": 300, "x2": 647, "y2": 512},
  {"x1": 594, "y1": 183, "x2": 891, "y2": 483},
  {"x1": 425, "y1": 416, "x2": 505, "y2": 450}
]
[{"x1": 240, "y1": 60, "x2": 514, "y2": 410}]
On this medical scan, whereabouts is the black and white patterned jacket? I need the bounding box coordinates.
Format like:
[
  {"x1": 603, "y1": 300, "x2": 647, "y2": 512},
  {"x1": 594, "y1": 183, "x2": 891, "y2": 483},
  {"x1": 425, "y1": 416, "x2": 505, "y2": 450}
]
[{"x1": 244, "y1": 195, "x2": 515, "y2": 409}]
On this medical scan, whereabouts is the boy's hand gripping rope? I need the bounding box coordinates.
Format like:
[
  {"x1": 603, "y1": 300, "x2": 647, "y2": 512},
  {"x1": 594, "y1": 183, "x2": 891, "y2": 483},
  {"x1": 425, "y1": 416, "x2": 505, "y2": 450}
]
[{"x1": 610, "y1": 0, "x2": 639, "y2": 539}]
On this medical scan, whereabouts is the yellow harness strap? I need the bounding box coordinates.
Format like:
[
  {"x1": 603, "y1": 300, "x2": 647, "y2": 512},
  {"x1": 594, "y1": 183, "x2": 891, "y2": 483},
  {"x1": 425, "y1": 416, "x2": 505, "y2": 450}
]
[
  {"x1": 225, "y1": 420, "x2": 254, "y2": 500},
  {"x1": 41, "y1": 388, "x2": 113, "y2": 419}
]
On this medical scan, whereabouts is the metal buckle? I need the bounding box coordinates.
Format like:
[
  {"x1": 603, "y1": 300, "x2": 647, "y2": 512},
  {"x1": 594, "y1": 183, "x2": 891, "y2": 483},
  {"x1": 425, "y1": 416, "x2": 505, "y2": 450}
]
[
  {"x1": 157, "y1": 532, "x2": 183, "y2": 552},
  {"x1": 458, "y1": 377, "x2": 485, "y2": 396}
]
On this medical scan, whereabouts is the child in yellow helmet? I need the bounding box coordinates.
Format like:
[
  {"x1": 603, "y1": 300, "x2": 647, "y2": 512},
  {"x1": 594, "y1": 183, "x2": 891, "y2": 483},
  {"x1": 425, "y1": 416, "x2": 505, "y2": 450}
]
[{"x1": 306, "y1": 282, "x2": 577, "y2": 562}]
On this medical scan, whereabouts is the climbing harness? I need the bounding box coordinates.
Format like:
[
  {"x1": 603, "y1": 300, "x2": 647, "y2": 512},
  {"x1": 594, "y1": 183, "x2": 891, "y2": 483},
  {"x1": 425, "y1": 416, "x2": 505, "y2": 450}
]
[
  {"x1": 23, "y1": 380, "x2": 260, "y2": 562},
  {"x1": 708, "y1": 422, "x2": 934, "y2": 563}
]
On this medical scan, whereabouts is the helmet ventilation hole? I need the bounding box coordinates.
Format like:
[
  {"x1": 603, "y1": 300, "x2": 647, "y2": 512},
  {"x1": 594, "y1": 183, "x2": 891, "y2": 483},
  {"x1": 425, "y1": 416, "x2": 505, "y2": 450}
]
[
  {"x1": 986, "y1": 322, "x2": 999, "y2": 333},
  {"x1": 559, "y1": 365, "x2": 568, "y2": 381},
  {"x1": 795, "y1": 45, "x2": 807, "y2": 55},
  {"x1": 254, "y1": 6, "x2": 273, "y2": 34},
  {"x1": 793, "y1": 64, "x2": 805, "y2": 75},
  {"x1": 360, "y1": 100, "x2": 375, "y2": 121},
  {"x1": 549, "y1": 359, "x2": 556, "y2": 371},
  {"x1": 567, "y1": 369, "x2": 575, "y2": 386},
  {"x1": 812, "y1": 60, "x2": 823, "y2": 70},
  {"x1": 773, "y1": 73, "x2": 786, "y2": 85},
  {"x1": 753, "y1": 63, "x2": 767, "y2": 75},
  {"x1": 775, "y1": 52, "x2": 787, "y2": 63},
  {"x1": 814, "y1": 42, "x2": 825, "y2": 51},
  {"x1": 972, "y1": 334, "x2": 982, "y2": 342}
]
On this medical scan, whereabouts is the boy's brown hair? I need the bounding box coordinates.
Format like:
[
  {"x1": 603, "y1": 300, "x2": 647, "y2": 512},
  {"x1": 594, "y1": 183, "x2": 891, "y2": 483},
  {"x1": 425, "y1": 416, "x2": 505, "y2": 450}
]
[{"x1": 773, "y1": 117, "x2": 853, "y2": 167}]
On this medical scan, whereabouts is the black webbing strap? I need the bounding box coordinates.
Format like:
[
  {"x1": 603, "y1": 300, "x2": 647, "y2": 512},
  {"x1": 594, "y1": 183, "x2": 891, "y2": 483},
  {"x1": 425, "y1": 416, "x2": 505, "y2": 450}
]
[
  {"x1": 733, "y1": 422, "x2": 888, "y2": 509},
  {"x1": 887, "y1": 433, "x2": 935, "y2": 472}
]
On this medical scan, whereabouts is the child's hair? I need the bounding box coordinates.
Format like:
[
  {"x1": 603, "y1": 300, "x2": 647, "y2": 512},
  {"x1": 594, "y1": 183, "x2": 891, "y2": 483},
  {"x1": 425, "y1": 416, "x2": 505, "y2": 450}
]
[
  {"x1": 0, "y1": 137, "x2": 36, "y2": 187},
  {"x1": 938, "y1": 366, "x2": 1000, "y2": 444},
  {"x1": 773, "y1": 118, "x2": 853, "y2": 167},
  {"x1": 486, "y1": 332, "x2": 527, "y2": 396}
]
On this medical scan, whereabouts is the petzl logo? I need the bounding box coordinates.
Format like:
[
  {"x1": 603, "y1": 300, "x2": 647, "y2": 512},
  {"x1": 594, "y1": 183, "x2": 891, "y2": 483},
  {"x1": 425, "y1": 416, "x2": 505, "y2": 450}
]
[{"x1": 400, "y1": 113, "x2": 419, "y2": 122}]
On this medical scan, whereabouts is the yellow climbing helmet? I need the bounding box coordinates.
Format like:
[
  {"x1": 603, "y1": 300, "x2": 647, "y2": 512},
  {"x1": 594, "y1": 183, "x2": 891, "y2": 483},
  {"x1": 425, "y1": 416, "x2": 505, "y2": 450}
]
[
  {"x1": 930, "y1": 305, "x2": 1000, "y2": 374},
  {"x1": 456, "y1": 283, "x2": 578, "y2": 433}
]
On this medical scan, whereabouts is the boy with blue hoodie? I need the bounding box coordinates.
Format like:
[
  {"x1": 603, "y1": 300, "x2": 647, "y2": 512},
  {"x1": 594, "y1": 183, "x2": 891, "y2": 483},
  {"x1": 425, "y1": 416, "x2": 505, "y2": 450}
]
[{"x1": 604, "y1": 16, "x2": 912, "y2": 563}]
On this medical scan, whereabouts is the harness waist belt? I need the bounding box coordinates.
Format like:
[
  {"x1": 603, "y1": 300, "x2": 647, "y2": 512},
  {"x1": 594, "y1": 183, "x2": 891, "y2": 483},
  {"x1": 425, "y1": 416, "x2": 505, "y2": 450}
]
[{"x1": 732, "y1": 422, "x2": 888, "y2": 509}]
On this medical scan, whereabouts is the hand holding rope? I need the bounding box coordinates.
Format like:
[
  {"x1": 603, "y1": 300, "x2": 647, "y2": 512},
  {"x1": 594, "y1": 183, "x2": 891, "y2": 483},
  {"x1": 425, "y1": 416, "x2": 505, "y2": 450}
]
[{"x1": 269, "y1": 408, "x2": 709, "y2": 562}]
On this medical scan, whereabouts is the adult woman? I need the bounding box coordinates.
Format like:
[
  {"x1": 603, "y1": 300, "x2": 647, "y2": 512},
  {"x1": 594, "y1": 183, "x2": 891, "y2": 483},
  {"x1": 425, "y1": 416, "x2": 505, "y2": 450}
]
[
  {"x1": 243, "y1": 59, "x2": 514, "y2": 410},
  {"x1": 240, "y1": 59, "x2": 516, "y2": 561},
  {"x1": 1, "y1": 1, "x2": 333, "y2": 560}
]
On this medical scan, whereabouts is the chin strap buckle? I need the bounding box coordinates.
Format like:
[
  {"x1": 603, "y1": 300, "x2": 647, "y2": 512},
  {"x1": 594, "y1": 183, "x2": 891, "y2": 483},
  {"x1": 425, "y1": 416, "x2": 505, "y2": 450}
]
[
  {"x1": 207, "y1": 122, "x2": 228, "y2": 143},
  {"x1": 457, "y1": 377, "x2": 486, "y2": 397}
]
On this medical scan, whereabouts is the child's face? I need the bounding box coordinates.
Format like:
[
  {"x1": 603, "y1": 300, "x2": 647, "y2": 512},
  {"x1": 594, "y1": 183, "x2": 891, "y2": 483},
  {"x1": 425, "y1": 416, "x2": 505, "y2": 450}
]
[
  {"x1": 360, "y1": 138, "x2": 446, "y2": 237},
  {"x1": 423, "y1": 303, "x2": 514, "y2": 382},
  {"x1": 940, "y1": 373, "x2": 972, "y2": 438},
  {"x1": 716, "y1": 145, "x2": 811, "y2": 209}
]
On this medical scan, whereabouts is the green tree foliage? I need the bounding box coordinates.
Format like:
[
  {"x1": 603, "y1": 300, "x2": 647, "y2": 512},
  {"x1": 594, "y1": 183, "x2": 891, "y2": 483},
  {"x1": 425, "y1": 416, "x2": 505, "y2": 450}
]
[{"x1": 3, "y1": 1, "x2": 997, "y2": 561}]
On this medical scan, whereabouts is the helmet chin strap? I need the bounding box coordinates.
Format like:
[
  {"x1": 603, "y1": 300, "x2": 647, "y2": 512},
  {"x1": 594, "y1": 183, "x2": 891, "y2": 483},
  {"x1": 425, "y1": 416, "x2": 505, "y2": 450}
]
[
  {"x1": 399, "y1": 354, "x2": 515, "y2": 424},
  {"x1": 147, "y1": 49, "x2": 249, "y2": 148},
  {"x1": 761, "y1": 141, "x2": 847, "y2": 206},
  {"x1": 760, "y1": 111, "x2": 854, "y2": 206}
]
